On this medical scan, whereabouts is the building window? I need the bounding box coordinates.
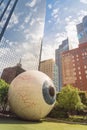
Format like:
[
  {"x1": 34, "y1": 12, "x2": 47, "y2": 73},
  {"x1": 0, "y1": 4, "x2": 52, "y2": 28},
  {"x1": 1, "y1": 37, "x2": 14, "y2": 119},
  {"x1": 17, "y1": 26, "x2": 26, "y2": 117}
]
[
  {"x1": 78, "y1": 67, "x2": 80, "y2": 70},
  {"x1": 75, "y1": 77, "x2": 77, "y2": 80},
  {"x1": 79, "y1": 76, "x2": 82, "y2": 80},
  {"x1": 77, "y1": 58, "x2": 79, "y2": 61},
  {"x1": 79, "y1": 71, "x2": 81, "y2": 75},
  {"x1": 72, "y1": 59, "x2": 75, "y2": 62},
  {"x1": 85, "y1": 70, "x2": 87, "y2": 74},
  {"x1": 72, "y1": 56, "x2": 74, "y2": 59},
  {"x1": 82, "y1": 57, "x2": 85, "y2": 59},
  {"x1": 85, "y1": 52, "x2": 87, "y2": 55},
  {"x1": 73, "y1": 68, "x2": 76, "y2": 71},
  {"x1": 85, "y1": 74, "x2": 87, "y2": 78},
  {"x1": 84, "y1": 65, "x2": 87, "y2": 69},
  {"x1": 86, "y1": 75, "x2": 87, "y2": 79},
  {"x1": 82, "y1": 53, "x2": 84, "y2": 56},
  {"x1": 74, "y1": 72, "x2": 76, "y2": 75}
]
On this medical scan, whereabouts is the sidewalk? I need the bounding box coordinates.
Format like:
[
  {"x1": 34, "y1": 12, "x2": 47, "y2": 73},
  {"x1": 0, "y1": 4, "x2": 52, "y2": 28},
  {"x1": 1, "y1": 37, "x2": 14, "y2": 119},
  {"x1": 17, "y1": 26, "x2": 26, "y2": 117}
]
[{"x1": 45, "y1": 117, "x2": 87, "y2": 125}]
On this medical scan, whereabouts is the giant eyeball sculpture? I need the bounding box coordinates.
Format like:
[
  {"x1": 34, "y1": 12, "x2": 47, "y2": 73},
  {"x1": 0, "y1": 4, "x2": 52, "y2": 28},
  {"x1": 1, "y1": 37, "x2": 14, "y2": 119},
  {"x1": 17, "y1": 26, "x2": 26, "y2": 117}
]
[{"x1": 8, "y1": 70, "x2": 56, "y2": 120}]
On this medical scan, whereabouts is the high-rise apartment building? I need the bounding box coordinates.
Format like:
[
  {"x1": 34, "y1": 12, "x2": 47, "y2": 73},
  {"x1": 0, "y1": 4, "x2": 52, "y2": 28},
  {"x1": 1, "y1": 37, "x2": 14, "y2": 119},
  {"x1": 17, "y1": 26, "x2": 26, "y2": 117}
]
[
  {"x1": 55, "y1": 38, "x2": 69, "y2": 91},
  {"x1": 40, "y1": 59, "x2": 58, "y2": 91},
  {"x1": 76, "y1": 16, "x2": 87, "y2": 44},
  {"x1": 62, "y1": 43, "x2": 87, "y2": 91}
]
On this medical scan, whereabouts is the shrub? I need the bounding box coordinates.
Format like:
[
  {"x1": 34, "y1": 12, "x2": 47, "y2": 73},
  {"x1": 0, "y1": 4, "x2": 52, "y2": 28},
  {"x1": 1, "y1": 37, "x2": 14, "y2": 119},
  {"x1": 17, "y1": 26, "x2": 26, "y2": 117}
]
[
  {"x1": 0, "y1": 79, "x2": 9, "y2": 112},
  {"x1": 47, "y1": 102, "x2": 69, "y2": 118},
  {"x1": 79, "y1": 91, "x2": 87, "y2": 106}
]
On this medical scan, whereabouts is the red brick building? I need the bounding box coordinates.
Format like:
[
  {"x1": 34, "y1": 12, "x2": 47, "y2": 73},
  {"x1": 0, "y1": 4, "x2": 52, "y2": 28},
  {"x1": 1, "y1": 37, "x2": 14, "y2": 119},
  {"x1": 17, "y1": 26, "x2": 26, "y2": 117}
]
[
  {"x1": 62, "y1": 43, "x2": 87, "y2": 91},
  {"x1": 1, "y1": 64, "x2": 25, "y2": 84}
]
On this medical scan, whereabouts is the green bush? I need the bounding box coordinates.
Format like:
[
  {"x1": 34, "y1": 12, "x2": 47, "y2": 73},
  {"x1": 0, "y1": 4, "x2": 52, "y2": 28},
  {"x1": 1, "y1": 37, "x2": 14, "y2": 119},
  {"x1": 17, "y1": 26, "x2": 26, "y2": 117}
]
[
  {"x1": 57, "y1": 85, "x2": 84, "y2": 113},
  {"x1": 0, "y1": 79, "x2": 9, "y2": 112},
  {"x1": 79, "y1": 91, "x2": 87, "y2": 106},
  {"x1": 47, "y1": 102, "x2": 69, "y2": 118}
]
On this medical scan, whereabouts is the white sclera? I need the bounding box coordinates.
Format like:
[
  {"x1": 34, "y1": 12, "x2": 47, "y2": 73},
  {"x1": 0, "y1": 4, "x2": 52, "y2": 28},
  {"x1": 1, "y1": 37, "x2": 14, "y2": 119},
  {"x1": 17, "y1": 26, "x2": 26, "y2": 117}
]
[{"x1": 8, "y1": 70, "x2": 56, "y2": 120}]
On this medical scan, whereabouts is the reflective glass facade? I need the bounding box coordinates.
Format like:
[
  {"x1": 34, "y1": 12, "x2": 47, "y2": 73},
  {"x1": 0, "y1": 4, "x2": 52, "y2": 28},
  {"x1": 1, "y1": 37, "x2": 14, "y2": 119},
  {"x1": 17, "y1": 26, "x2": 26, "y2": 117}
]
[
  {"x1": 76, "y1": 16, "x2": 87, "y2": 44},
  {"x1": 0, "y1": 0, "x2": 46, "y2": 75}
]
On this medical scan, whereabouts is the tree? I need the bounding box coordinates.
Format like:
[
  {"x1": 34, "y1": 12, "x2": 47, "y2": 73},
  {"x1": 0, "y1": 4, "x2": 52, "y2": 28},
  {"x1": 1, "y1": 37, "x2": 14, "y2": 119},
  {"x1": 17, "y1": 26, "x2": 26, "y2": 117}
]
[
  {"x1": 0, "y1": 79, "x2": 9, "y2": 112},
  {"x1": 57, "y1": 85, "x2": 84, "y2": 114},
  {"x1": 79, "y1": 91, "x2": 87, "y2": 106}
]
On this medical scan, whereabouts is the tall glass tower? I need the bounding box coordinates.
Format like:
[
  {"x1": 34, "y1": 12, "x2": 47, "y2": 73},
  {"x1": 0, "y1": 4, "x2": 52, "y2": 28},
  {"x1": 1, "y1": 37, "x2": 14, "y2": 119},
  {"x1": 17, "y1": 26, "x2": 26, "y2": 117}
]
[
  {"x1": 55, "y1": 38, "x2": 69, "y2": 91},
  {"x1": 76, "y1": 16, "x2": 87, "y2": 44},
  {"x1": 0, "y1": 0, "x2": 46, "y2": 75},
  {"x1": 0, "y1": 0, "x2": 19, "y2": 41}
]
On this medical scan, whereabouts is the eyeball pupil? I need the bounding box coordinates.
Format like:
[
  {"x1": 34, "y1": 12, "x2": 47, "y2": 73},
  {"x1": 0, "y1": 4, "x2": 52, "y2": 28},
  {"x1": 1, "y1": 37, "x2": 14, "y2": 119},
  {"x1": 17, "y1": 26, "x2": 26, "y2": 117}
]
[{"x1": 49, "y1": 86, "x2": 55, "y2": 97}]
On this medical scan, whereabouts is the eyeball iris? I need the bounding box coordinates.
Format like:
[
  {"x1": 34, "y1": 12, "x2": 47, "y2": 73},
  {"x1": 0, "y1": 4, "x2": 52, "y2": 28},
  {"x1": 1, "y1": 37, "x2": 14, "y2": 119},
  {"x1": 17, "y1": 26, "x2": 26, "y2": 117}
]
[{"x1": 42, "y1": 81, "x2": 56, "y2": 105}]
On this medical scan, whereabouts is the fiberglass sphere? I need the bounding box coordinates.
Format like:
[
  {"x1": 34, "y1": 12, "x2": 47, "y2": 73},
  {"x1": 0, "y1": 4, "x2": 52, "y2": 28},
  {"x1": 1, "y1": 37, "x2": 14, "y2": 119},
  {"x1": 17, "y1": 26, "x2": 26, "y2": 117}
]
[{"x1": 8, "y1": 70, "x2": 56, "y2": 120}]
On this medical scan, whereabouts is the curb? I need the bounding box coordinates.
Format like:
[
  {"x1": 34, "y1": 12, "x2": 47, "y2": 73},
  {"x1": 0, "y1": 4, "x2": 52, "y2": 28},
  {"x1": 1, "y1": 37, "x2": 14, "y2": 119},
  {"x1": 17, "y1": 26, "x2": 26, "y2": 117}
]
[{"x1": 45, "y1": 118, "x2": 87, "y2": 125}]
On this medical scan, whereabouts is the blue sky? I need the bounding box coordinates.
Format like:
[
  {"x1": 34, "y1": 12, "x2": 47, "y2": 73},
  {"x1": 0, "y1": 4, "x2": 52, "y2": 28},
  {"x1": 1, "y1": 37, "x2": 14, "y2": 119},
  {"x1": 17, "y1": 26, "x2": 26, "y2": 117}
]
[
  {"x1": 0, "y1": 0, "x2": 87, "y2": 74},
  {"x1": 0, "y1": 0, "x2": 46, "y2": 74},
  {"x1": 42, "y1": 0, "x2": 87, "y2": 60}
]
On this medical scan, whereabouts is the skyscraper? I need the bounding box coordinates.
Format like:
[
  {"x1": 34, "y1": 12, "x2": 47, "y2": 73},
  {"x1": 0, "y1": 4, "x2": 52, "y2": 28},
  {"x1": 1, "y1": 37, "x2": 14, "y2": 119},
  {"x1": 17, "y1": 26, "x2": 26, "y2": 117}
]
[
  {"x1": 0, "y1": 0, "x2": 46, "y2": 75},
  {"x1": 40, "y1": 59, "x2": 58, "y2": 91},
  {"x1": 0, "y1": 0, "x2": 19, "y2": 41},
  {"x1": 76, "y1": 16, "x2": 87, "y2": 44},
  {"x1": 55, "y1": 38, "x2": 69, "y2": 91}
]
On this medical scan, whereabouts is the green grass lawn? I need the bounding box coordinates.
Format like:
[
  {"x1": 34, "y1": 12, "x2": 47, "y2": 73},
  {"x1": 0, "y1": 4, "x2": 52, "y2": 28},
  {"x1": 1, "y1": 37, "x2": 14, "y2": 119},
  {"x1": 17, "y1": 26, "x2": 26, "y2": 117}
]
[{"x1": 0, "y1": 118, "x2": 87, "y2": 130}]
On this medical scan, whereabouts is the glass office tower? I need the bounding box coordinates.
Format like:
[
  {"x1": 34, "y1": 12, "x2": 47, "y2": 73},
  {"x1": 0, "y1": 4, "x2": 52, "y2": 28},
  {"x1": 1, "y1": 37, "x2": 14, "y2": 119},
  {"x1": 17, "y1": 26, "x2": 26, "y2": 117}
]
[
  {"x1": 55, "y1": 38, "x2": 69, "y2": 91},
  {"x1": 0, "y1": 0, "x2": 46, "y2": 75},
  {"x1": 76, "y1": 16, "x2": 87, "y2": 44}
]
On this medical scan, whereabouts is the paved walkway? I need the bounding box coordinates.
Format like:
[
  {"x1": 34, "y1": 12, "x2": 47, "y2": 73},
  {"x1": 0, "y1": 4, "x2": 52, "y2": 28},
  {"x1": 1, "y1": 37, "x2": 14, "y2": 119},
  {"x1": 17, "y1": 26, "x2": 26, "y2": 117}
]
[{"x1": 45, "y1": 117, "x2": 87, "y2": 125}]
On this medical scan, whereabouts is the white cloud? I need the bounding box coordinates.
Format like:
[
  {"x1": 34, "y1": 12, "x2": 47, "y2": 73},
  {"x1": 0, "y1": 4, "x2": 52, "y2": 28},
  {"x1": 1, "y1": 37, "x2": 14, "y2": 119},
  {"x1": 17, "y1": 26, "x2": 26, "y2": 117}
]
[
  {"x1": 64, "y1": 9, "x2": 87, "y2": 49},
  {"x1": 80, "y1": 0, "x2": 87, "y2": 4},
  {"x1": 48, "y1": 4, "x2": 52, "y2": 9},
  {"x1": 65, "y1": 20, "x2": 79, "y2": 48},
  {"x1": 42, "y1": 2, "x2": 87, "y2": 61},
  {"x1": 30, "y1": 18, "x2": 35, "y2": 26},
  {"x1": 42, "y1": 32, "x2": 67, "y2": 61},
  {"x1": 64, "y1": 7, "x2": 68, "y2": 10},
  {"x1": 22, "y1": 48, "x2": 40, "y2": 70},
  {"x1": 41, "y1": 44, "x2": 58, "y2": 61},
  {"x1": 25, "y1": 0, "x2": 37, "y2": 8},
  {"x1": 65, "y1": 10, "x2": 87, "y2": 47},
  {"x1": 24, "y1": 14, "x2": 31, "y2": 23},
  {"x1": 0, "y1": 0, "x2": 46, "y2": 74},
  {"x1": 19, "y1": 24, "x2": 25, "y2": 30},
  {"x1": 15, "y1": 42, "x2": 41, "y2": 70},
  {"x1": 51, "y1": 8, "x2": 59, "y2": 21},
  {"x1": 0, "y1": 43, "x2": 20, "y2": 76},
  {"x1": 36, "y1": 18, "x2": 44, "y2": 25},
  {"x1": 7, "y1": 13, "x2": 19, "y2": 28},
  {"x1": 77, "y1": 10, "x2": 87, "y2": 22},
  {"x1": 52, "y1": 8, "x2": 59, "y2": 16},
  {"x1": 65, "y1": 16, "x2": 72, "y2": 22},
  {"x1": 24, "y1": 31, "x2": 42, "y2": 42},
  {"x1": 55, "y1": 32, "x2": 67, "y2": 43},
  {"x1": 42, "y1": 10, "x2": 87, "y2": 60},
  {"x1": 0, "y1": 40, "x2": 41, "y2": 73},
  {"x1": 24, "y1": 19, "x2": 44, "y2": 41}
]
